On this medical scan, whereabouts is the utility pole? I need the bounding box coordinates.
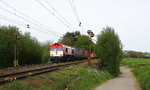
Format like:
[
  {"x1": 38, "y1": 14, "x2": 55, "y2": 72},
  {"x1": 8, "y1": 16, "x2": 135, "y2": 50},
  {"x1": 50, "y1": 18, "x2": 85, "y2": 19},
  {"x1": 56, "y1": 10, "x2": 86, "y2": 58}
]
[
  {"x1": 87, "y1": 30, "x2": 94, "y2": 65},
  {"x1": 13, "y1": 33, "x2": 20, "y2": 67}
]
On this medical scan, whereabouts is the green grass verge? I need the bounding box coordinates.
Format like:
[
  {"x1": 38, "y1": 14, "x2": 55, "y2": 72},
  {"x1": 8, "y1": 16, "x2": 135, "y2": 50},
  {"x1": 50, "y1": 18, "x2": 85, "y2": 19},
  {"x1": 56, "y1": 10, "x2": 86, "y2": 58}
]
[
  {"x1": 121, "y1": 59, "x2": 150, "y2": 90},
  {"x1": 0, "y1": 81, "x2": 30, "y2": 90},
  {"x1": 0, "y1": 60, "x2": 113, "y2": 90}
]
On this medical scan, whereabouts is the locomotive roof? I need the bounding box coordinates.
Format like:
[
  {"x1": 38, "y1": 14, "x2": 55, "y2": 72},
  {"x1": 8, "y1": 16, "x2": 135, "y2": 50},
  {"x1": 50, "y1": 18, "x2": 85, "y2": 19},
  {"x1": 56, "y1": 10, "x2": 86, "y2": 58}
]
[
  {"x1": 50, "y1": 43, "x2": 72, "y2": 48},
  {"x1": 50, "y1": 43, "x2": 89, "y2": 50}
]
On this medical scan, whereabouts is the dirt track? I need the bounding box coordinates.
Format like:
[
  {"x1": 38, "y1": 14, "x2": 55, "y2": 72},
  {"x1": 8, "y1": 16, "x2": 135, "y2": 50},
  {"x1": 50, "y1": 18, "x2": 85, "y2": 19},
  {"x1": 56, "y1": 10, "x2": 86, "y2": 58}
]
[{"x1": 95, "y1": 66, "x2": 141, "y2": 90}]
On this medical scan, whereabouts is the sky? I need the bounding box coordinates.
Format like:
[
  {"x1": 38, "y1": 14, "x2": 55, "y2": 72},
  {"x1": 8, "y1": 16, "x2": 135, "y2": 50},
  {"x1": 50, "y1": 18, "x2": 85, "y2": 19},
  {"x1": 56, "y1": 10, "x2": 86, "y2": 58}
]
[{"x1": 0, "y1": 0, "x2": 150, "y2": 52}]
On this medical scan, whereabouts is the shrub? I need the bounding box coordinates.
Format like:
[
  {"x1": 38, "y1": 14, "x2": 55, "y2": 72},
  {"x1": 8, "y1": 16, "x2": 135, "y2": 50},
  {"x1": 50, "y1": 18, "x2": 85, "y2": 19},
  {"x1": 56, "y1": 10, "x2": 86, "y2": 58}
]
[{"x1": 96, "y1": 26, "x2": 123, "y2": 76}]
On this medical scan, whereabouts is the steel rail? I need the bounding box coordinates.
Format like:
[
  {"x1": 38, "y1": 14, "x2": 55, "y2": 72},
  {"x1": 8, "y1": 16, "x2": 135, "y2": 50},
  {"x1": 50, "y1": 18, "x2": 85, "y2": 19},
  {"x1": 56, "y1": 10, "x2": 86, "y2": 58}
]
[{"x1": 0, "y1": 60, "x2": 86, "y2": 84}]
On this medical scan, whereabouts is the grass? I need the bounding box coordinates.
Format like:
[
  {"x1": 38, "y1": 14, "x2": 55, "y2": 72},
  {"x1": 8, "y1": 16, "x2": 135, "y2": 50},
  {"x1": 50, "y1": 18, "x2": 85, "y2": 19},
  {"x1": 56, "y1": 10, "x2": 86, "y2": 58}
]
[
  {"x1": 0, "y1": 60, "x2": 113, "y2": 90},
  {"x1": 0, "y1": 81, "x2": 30, "y2": 90},
  {"x1": 121, "y1": 59, "x2": 150, "y2": 90}
]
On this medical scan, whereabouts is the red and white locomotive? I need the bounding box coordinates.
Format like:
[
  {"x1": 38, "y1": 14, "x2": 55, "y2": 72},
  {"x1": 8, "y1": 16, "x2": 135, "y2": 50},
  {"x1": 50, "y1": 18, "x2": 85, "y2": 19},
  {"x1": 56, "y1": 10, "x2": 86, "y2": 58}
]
[{"x1": 50, "y1": 43, "x2": 95, "y2": 62}]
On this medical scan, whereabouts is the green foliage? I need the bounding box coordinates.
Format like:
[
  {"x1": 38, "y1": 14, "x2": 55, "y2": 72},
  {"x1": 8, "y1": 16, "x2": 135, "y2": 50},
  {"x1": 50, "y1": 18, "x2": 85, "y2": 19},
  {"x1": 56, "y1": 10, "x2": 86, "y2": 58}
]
[
  {"x1": 134, "y1": 67, "x2": 150, "y2": 90},
  {"x1": 17, "y1": 32, "x2": 43, "y2": 65},
  {"x1": 3, "y1": 61, "x2": 112, "y2": 90},
  {"x1": 123, "y1": 50, "x2": 150, "y2": 58},
  {"x1": 0, "y1": 81, "x2": 30, "y2": 90},
  {"x1": 41, "y1": 41, "x2": 53, "y2": 63},
  {"x1": 121, "y1": 59, "x2": 150, "y2": 90},
  {"x1": 121, "y1": 59, "x2": 150, "y2": 66},
  {"x1": 0, "y1": 26, "x2": 43, "y2": 68},
  {"x1": 69, "y1": 68, "x2": 112, "y2": 90},
  {"x1": 58, "y1": 31, "x2": 80, "y2": 47},
  {"x1": 75, "y1": 35, "x2": 91, "y2": 50},
  {"x1": 0, "y1": 26, "x2": 20, "y2": 67},
  {"x1": 40, "y1": 62, "x2": 112, "y2": 90},
  {"x1": 58, "y1": 31, "x2": 95, "y2": 52},
  {"x1": 96, "y1": 26, "x2": 123, "y2": 76}
]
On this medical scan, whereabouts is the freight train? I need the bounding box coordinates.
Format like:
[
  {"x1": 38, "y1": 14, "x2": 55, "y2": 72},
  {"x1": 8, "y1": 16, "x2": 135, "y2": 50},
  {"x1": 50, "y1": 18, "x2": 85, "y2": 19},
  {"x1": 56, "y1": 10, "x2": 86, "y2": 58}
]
[{"x1": 50, "y1": 43, "x2": 96, "y2": 62}]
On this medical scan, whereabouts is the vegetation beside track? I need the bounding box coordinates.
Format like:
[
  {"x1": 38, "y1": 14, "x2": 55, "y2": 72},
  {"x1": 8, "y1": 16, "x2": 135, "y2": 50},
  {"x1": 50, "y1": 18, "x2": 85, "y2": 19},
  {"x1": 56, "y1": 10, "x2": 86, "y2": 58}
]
[
  {"x1": 0, "y1": 26, "x2": 52, "y2": 68},
  {"x1": 95, "y1": 26, "x2": 123, "y2": 77},
  {"x1": 121, "y1": 59, "x2": 150, "y2": 90},
  {"x1": 0, "y1": 60, "x2": 113, "y2": 90}
]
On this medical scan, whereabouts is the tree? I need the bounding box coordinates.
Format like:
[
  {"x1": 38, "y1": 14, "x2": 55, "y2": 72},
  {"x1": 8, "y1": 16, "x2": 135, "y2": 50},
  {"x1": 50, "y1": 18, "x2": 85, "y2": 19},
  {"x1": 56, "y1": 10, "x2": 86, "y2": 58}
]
[
  {"x1": 124, "y1": 50, "x2": 144, "y2": 58},
  {"x1": 41, "y1": 40, "x2": 53, "y2": 63},
  {"x1": 0, "y1": 25, "x2": 43, "y2": 68},
  {"x1": 0, "y1": 26, "x2": 20, "y2": 67},
  {"x1": 58, "y1": 31, "x2": 80, "y2": 46},
  {"x1": 17, "y1": 32, "x2": 43, "y2": 65},
  {"x1": 96, "y1": 26, "x2": 123, "y2": 76},
  {"x1": 75, "y1": 35, "x2": 91, "y2": 50}
]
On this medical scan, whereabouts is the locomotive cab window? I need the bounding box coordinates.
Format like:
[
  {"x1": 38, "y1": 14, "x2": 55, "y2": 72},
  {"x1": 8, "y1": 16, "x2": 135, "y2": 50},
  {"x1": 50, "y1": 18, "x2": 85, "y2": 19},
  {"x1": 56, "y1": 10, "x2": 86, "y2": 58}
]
[
  {"x1": 51, "y1": 47, "x2": 56, "y2": 51},
  {"x1": 58, "y1": 47, "x2": 62, "y2": 51},
  {"x1": 66, "y1": 48, "x2": 68, "y2": 53}
]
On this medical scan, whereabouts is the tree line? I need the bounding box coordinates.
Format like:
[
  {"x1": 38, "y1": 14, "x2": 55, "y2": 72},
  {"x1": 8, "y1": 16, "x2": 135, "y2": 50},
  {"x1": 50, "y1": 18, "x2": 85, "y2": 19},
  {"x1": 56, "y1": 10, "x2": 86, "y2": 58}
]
[
  {"x1": 0, "y1": 25, "x2": 123, "y2": 76},
  {"x1": 0, "y1": 26, "x2": 51, "y2": 68},
  {"x1": 124, "y1": 50, "x2": 150, "y2": 58}
]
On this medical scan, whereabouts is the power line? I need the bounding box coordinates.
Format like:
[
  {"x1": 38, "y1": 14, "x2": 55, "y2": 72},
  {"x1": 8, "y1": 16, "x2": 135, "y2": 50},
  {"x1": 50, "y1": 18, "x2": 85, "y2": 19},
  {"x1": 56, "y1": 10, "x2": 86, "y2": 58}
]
[
  {"x1": 0, "y1": 15, "x2": 61, "y2": 37},
  {"x1": 0, "y1": 15, "x2": 26, "y2": 26},
  {"x1": 68, "y1": 0, "x2": 79, "y2": 23},
  {"x1": 0, "y1": 0, "x2": 62, "y2": 35},
  {"x1": 68, "y1": 0, "x2": 84, "y2": 33},
  {"x1": 0, "y1": 6, "x2": 63, "y2": 35},
  {"x1": 36, "y1": 0, "x2": 75, "y2": 31},
  {"x1": 44, "y1": 0, "x2": 77, "y2": 31},
  {"x1": 0, "y1": 15, "x2": 51, "y2": 34}
]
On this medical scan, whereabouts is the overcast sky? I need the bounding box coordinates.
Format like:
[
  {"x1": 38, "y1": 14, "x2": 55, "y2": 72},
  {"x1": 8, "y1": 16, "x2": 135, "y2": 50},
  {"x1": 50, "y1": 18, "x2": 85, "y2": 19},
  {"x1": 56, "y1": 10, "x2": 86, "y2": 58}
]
[{"x1": 0, "y1": 0, "x2": 150, "y2": 52}]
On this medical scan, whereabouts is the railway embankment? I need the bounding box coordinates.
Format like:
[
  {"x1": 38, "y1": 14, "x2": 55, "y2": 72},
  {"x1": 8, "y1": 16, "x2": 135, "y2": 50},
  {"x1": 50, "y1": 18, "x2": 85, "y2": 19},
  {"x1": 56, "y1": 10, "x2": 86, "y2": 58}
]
[{"x1": 0, "y1": 60, "x2": 113, "y2": 90}]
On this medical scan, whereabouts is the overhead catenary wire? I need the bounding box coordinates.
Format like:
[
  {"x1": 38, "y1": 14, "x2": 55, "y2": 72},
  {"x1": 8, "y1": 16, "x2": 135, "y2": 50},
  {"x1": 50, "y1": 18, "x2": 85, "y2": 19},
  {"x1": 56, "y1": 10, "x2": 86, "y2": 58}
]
[
  {"x1": 68, "y1": 0, "x2": 80, "y2": 23},
  {"x1": 0, "y1": 0, "x2": 62, "y2": 35},
  {"x1": 0, "y1": 16, "x2": 49, "y2": 35},
  {"x1": 0, "y1": 6, "x2": 63, "y2": 35},
  {"x1": 36, "y1": 0, "x2": 75, "y2": 32},
  {"x1": 0, "y1": 15, "x2": 61, "y2": 37},
  {"x1": 0, "y1": 15, "x2": 26, "y2": 27},
  {"x1": 44, "y1": 0, "x2": 77, "y2": 31},
  {"x1": 68, "y1": 0, "x2": 84, "y2": 33},
  {"x1": 0, "y1": 15, "x2": 55, "y2": 35}
]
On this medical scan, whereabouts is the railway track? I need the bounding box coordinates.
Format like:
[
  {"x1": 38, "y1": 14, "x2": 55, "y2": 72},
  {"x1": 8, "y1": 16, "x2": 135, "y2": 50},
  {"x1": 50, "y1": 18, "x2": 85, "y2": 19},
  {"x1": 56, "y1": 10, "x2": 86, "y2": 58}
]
[{"x1": 0, "y1": 60, "x2": 86, "y2": 84}]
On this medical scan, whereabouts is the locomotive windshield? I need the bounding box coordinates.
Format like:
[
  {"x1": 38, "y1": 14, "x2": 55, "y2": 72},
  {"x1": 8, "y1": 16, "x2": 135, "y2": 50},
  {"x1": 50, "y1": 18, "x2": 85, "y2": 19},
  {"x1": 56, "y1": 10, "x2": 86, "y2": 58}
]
[
  {"x1": 51, "y1": 47, "x2": 56, "y2": 51},
  {"x1": 58, "y1": 47, "x2": 62, "y2": 51}
]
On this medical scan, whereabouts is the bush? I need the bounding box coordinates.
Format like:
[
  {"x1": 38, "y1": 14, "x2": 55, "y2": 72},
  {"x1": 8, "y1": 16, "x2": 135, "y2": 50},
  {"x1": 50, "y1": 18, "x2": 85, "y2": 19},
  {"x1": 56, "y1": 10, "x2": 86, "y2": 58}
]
[{"x1": 96, "y1": 26, "x2": 123, "y2": 76}]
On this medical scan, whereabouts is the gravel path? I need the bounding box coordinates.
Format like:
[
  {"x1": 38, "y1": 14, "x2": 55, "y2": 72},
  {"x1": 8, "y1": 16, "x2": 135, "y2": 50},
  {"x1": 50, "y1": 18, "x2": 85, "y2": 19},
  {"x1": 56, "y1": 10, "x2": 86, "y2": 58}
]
[{"x1": 95, "y1": 66, "x2": 141, "y2": 90}]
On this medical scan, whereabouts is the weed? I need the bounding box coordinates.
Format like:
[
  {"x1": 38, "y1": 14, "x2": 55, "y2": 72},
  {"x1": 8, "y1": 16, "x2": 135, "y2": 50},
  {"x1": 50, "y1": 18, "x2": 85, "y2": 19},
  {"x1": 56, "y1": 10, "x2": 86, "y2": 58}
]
[
  {"x1": 0, "y1": 81, "x2": 30, "y2": 90},
  {"x1": 0, "y1": 60, "x2": 113, "y2": 90}
]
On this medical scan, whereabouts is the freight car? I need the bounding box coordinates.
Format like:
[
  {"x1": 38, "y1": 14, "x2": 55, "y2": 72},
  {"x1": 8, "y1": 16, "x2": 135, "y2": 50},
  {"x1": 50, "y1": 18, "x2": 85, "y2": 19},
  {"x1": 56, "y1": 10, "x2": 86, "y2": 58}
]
[{"x1": 50, "y1": 43, "x2": 95, "y2": 62}]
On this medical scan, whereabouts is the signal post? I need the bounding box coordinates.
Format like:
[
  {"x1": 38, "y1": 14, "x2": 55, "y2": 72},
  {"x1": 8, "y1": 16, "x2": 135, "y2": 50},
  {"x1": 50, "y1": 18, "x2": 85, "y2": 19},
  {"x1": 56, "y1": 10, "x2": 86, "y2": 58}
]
[
  {"x1": 87, "y1": 30, "x2": 94, "y2": 65},
  {"x1": 13, "y1": 33, "x2": 20, "y2": 67}
]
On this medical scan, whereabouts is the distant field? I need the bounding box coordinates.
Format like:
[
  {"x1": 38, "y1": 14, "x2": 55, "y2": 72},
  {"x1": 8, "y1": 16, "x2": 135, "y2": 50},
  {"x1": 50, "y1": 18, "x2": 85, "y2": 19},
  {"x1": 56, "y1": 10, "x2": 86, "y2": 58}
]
[
  {"x1": 121, "y1": 59, "x2": 150, "y2": 90},
  {"x1": 121, "y1": 59, "x2": 150, "y2": 66}
]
